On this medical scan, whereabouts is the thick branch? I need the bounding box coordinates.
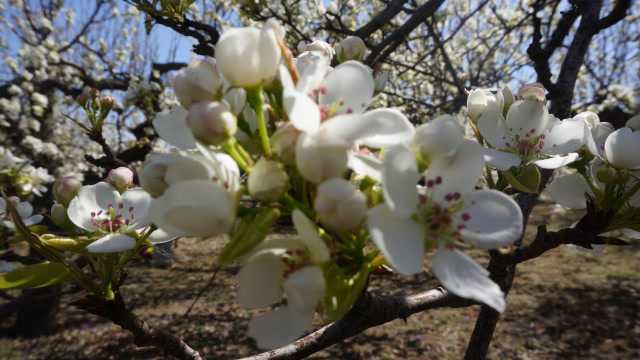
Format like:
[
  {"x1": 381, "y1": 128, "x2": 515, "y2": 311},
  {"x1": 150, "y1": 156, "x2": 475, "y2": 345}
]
[
  {"x1": 355, "y1": 0, "x2": 408, "y2": 39},
  {"x1": 240, "y1": 288, "x2": 473, "y2": 360},
  {"x1": 73, "y1": 294, "x2": 203, "y2": 360}
]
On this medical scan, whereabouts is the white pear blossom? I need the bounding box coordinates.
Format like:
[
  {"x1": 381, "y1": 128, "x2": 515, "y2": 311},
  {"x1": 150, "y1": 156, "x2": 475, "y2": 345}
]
[
  {"x1": 248, "y1": 158, "x2": 289, "y2": 202},
  {"x1": 478, "y1": 99, "x2": 585, "y2": 170},
  {"x1": 186, "y1": 101, "x2": 237, "y2": 146},
  {"x1": 299, "y1": 39, "x2": 335, "y2": 61},
  {"x1": 216, "y1": 22, "x2": 282, "y2": 88},
  {"x1": 171, "y1": 58, "x2": 223, "y2": 108},
  {"x1": 106, "y1": 167, "x2": 134, "y2": 192},
  {"x1": 0, "y1": 197, "x2": 43, "y2": 229},
  {"x1": 367, "y1": 144, "x2": 523, "y2": 311},
  {"x1": 467, "y1": 88, "x2": 503, "y2": 121},
  {"x1": 67, "y1": 182, "x2": 151, "y2": 253},
  {"x1": 239, "y1": 210, "x2": 329, "y2": 349},
  {"x1": 335, "y1": 36, "x2": 367, "y2": 62},
  {"x1": 604, "y1": 127, "x2": 640, "y2": 170},
  {"x1": 315, "y1": 178, "x2": 367, "y2": 231}
]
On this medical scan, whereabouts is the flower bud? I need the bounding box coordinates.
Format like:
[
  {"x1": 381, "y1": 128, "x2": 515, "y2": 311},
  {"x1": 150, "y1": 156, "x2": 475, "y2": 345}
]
[
  {"x1": 295, "y1": 132, "x2": 349, "y2": 184},
  {"x1": 335, "y1": 36, "x2": 367, "y2": 62},
  {"x1": 77, "y1": 87, "x2": 98, "y2": 106},
  {"x1": 501, "y1": 86, "x2": 514, "y2": 113},
  {"x1": 518, "y1": 83, "x2": 545, "y2": 102},
  {"x1": 171, "y1": 59, "x2": 223, "y2": 108},
  {"x1": 187, "y1": 101, "x2": 237, "y2": 146},
  {"x1": 139, "y1": 154, "x2": 171, "y2": 197},
  {"x1": 248, "y1": 158, "x2": 289, "y2": 202},
  {"x1": 374, "y1": 70, "x2": 389, "y2": 92},
  {"x1": 51, "y1": 203, "x2": 73, "y2": 229},
  {"x1": 467, "y1": 88, "x2": 503, "y2": 120},
  {"x1": 414, "y1": 115, "x2": 464, "y2": 160},
  {"x1": 574, "y1": 111, "x2": 600, "y2": 129},
  {"x1": 271, "y1": 123, "x2": 299, "y2": 164},
  {"x1": 300, "y1": 40, "x2": 335, "y2": 61},
  {"x1": 106, "y1": 167, "x2": 134, "y2": 192},
  {"x1": 53, "y1": 176, "x2": 82, "y2": 207},
  {"x1": 100, "y1": 95, "x2": 115, "y2": 109},
  {"x1": 224, "y1": 88, "x2": 247, "y2": 115},
  {"x1": 315, "y1": 178, "x2": 367, "y2": 231},
  {"x1": 626, "y1": 114, "x2": 640, "y2": 131}
]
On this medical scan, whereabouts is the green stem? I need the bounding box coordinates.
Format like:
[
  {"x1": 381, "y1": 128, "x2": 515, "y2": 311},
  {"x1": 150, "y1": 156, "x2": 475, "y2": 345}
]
[
  {"x1": 281, "y1": 193, "x2": 314, "y2": 219},
  {"x1": 222, "y1": 139, "x2": 251, "y2": 173},
  {"x1": 246, "y1": 87, "x2": 272, "y2": 157},
  {"x1": 234, "y1": 139, "x2": 254, "y2": 167}
]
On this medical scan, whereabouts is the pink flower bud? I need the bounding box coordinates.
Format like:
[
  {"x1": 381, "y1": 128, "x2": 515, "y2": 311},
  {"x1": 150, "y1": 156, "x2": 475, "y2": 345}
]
[
  {"x1": 53, "y1": 176, "x2": 82, "y2": 206},
  {"x1": 106, "y1": 167, "x2": 134, "y2": 192},
  {"x1": 518, "y1": 83, "x2": 546, "y2": 102}
]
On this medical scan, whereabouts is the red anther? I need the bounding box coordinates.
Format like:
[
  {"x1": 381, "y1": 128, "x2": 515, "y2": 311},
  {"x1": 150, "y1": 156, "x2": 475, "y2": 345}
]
[
  {"x1": 462, "y1": 212, "x2": 471, "y2": 221},
  {"x1": 435, "y1": 176, "x2": 443, "y2": 184},
  {"x1": 452, "y1": 192, "x2": 461, "y2": 200},
  {"x1": 426, "y1": 180, "x2": 434, "y2": 188}
]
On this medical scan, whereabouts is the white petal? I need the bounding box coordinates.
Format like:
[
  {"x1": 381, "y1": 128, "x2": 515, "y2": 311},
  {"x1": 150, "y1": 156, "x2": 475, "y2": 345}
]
[
  {"x1": 367, "y1": 204, "x2": 424, "y2": 275},
  {"x1": 545, "y1": 173, "x2": 592, "y2": 209},
  {"x1": 604, "y1": 127, "x2": 640, "y2": 169},
  {"x1": 432, "y1": 249, "x2": 505, "y2": 312},
  {"x1": 23, "y1": 215, "x2": 43, "y2": 227},
  {"x1": 248, "y1": 306, "x2": 313, "y2": 349},
  {"x1": 426, "y1": 140, "x2": 485, "y2": 203},
  {"x1": 67, "y1": 182, "x2": 120, "y2": 232},
  {"x1": 284, "y1": 89, "x2": 320, "y2": 134},
  {"x1": 459, "y1": 190, "x2": 523, "y2": 249},
  {"x1": 356, "y1": 109, "x2": 415, "y2": 148},
  {"x1": 15, "y1": 201, "x2": 34, "y2": 219},
  {"x1": 477, "y1": 111, "x2": 508, "y2": 148},
  {"x1": 238, "y1": 250, "x2": 286, "y2": 309},
  {"x1": 533, "y1": 153, "x2": 579, "y2": 169},
  {"x1": 121, "y1": 188, "x2": 151, "y2": 230},
  {"x1": 87, "y1": 233, "x2": 136, "y2": 253},
  {"x1": 505, "y1": 100, "x2": 548, "y2": 138},
  {"x1": 283, "y1": 266, "x2": 325, "y2": 312},
  {"x1": 148, "y1": 228, "x2": 177, "y2": 244},
  {"x1": 414, "y1": 115, "x2": 464, "y2": 158},
  {"x1": 295, "y1": 51, "x2": 330, "y2": 95},
  {"x1": 292, "y1": 209, "x2": 330, "y2": 263},
  {"x1": 319, "y1": 61, "x2": 374, "y2": 115},
  {"x1": 347, "y1": 152, "x2": 382, "y2": 182},
  {"x1": 543, "y1": 119, "x2": 586, "y2": 155},
  {"x1": 483, "y1": 148, "x2": 521, "y2": 170},
  {"x1": 153, "y1": 107, "x2": 196, "y2": 150},
  {"x1": 382, "y1": 145, "x2": 419, "y2": 218}
]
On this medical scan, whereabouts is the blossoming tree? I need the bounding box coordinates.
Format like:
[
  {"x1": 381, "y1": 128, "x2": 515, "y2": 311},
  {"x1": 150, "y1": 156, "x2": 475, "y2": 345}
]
[{"x1": 0, "y1": 0, "x2": 638, "y2": 359}]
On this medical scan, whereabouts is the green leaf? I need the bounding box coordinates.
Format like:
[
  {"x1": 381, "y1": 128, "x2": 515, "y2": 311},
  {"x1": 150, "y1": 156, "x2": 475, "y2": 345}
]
[
  {"x1": 219, "y1": 208, "x2": 280, "y2": 265},
  {"x1": 322, "y1": 263, "x2": 370, "y2": 322},
  {"x1": 504, "y1": 164, "x2": 540, "y2": 193},
  {"x1": 0, "y1": 262, "x2": 70, "y2": 290}
]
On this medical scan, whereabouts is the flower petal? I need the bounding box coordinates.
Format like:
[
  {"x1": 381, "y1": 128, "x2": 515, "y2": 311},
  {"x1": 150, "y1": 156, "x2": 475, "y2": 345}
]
[
  {"x1": 248, "y1": 306, "x2": 313, "y2": 349},
  {"x1": 356, "y1": 109, "x2": 415, "y2": 148},
  {"x1": 67, "y1": 182, "x2": 120, "y2": 232},
  {"x1": 545, "y1": 173, "x2": 592, "y2": 209},
  {"x1": 121, "y1": 188, "x2": 151, "y2": 230},
  {"x1": 283, "y1": 88, "x2": 321, "y2": 134},
  {"x1": 238, "y1": 250, "x2": 286, "y2": 309},
  {"x1": 432, "y1": 248, "x2": 505, "y2": 312},
  {"x1": 347, "y1": 152, "x2": 382, "y2": 182},
  {"x1": 86, "y1": 233, "x2": 136, "y2": 253},
  {"x1": 283, "y1": 266, "x2": 325, "y2": 312},
  {"x1": 367, "y1": 204, "x2": 424, "y2": 275},
  {"x1": 382, "y1": 145, "x2": 419, "y2": 218},
  {"x1": 483, "y1": 148, "x2": 521, "y2": 170},
  {"x1": 505, "y1": 100, "x2": 548, "y2": 138},
  {"x1": 153, "y1": 107, "x2": 196, "y2": 150},
  {"x1": 292, "y1": 209, "x2": 330, "y2": 263},
  {"x1": 543, "y1": 118, "x2": 586, "y2": 155},
  {"x1": 477, "y1": 111, "x2": 508, "y2": 148},
  {"x1": 148, "y1": 228, "x2": 177, "y2": 244},
  {"x1": 533, "y1": 153, "x2": 579, "y2": 169},
  {"x1": 426, "y1": 140, "x2": 485, "y2": 203},
  {"x1": 319, "y1": 61, "x2": 374, "y2": 115},
  {"x1": 459, "y1": 190, "x2": 523, "y2": 249}
]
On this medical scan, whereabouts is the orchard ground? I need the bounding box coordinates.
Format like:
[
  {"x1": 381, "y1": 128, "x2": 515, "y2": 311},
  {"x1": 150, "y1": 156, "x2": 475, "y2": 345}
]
[{"x1": 1, "y1": 203, "x2": 639, "y2": 360}]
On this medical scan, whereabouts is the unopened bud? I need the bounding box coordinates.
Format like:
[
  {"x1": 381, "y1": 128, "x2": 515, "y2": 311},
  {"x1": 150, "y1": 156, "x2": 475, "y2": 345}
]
[
  {"x1": 374, "y1": 70, "x2": 389, "y2": 92},
  {"x1": 248, "y1": 158, "x2": 289, "y2": 202},
  {"x1": 77, "y1": 87, "x2": 98, "y2": 106},
  {"x1": 315, "y1": 178, "x2": 367, "y2": 231},
  {"x1": 187, "y1": 101, "x2": 237, "y2": 146},
  {"x1": 106, "y1": 167, "x2": 135, "y2": 192},
  {"x1": 171, "y1": 59, "x2": 223, "y2": 108},
  {"x1": 501, "y1": 86, "x2": 514, "y2": 113},
  {"x1": 596, "y1": 167, "x2": 618, "y2": 184},
  {"x1": 335, "y1": 36, "x2": 367, "y2": 62},
  {"x1": 139, "y1": 153, "x2": 173, "y2": 197},
  {"x1": 518, "y1": 83, "x2": 545, "y2": 102},
  {"x1": 300, "y1": 40, "x2": 335, "y2": 61},
  {"x1": 626, "y1": 114, "x2": 640, "y2": 131},
  {"x1": 467, "y1": 88, "x2": 503, "y2": 120},
  {"x1": 53, "y1": 176, "x2": 82, "y2": 207},
  {"x1": 100, "y1": 95, "x2": 115, "y2": 109},
  {"x1": 271, "y1": 123, "x2": 299, "y2": 164},
  {"x1": 224, "y1": 88, "x2": 247, "y2": 115}
]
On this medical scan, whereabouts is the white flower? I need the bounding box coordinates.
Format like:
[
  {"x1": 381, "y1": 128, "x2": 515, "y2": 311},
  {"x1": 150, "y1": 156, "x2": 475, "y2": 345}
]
[
  {"x1": 315, "y1": 178, "x2": 367, "y2": 231},
  {"x1": 478, "y1": 100, "x2": 585, "y2": 170},
  {"x1": 467, "y1": 88, "x2": 503, "y2": 121},
  {"x1": 171, "y1": 58, "x2": 223, "y2": 108},
  {"x1": 367, "y1": 144, "x2": 523, "y2": 311},
  {"x1": 335, "y1": 36, "x2": 367, "y2": 62},
  {"x1": 0, "y1": 197, "x2": 43, "y2": 229},
  {"x1": 299, "y1": 39, "x2": 335, "y2": 61},
  {"x1": 53, "y1": 176, "x2": 82, "y2": 207},
  {"x1": 248, "y1": 158, "x2": 289, "y2": 202},
  {"x1": 186, "y1": 101, "x2": 237, "y2": 146},
  {"x1": 67, "y1": 182, "x2": 151, "y2": 253},
  {"x1": 517, "y1": 83, "x2": 545, "y2": 102},
  {"x1": 216, "y1": 22, "x2": 282, "y2": 88},
  {"x1": 279, "y1": 60, "x2": 414, "y2": 183},
  {"x1": 604, "y1": 127, "x2": 640, "y2": 170},
  {"x1": 153, "y1": 107, "x2": 196, "y2": 150},
  {"x1": 239, "y1": 210, "x2": 328, "y2": 349},
  {"x1": 413, "y1": 115, "x2": 464, "y2": 160},
  {"x1": 106, "y1": 167, "x2": 134, "y2": 192}
]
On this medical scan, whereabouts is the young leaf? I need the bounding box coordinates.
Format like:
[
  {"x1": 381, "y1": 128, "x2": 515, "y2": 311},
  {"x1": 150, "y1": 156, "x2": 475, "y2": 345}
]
[
  {"x1": 322, "y1": 263, "x2": 370, "y2": 322},
  {"x1": 0, "y1": 262, "x2": 70, "y2": 290},
  {"x1": 504, "y1": 164, "x2": 540, "y2": 193}
]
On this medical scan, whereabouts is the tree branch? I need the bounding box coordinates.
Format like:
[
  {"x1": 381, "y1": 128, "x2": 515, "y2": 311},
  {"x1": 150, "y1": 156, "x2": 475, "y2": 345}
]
[{"x1": 73, "y1": 294, "x2": 203, "y2": 360}]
